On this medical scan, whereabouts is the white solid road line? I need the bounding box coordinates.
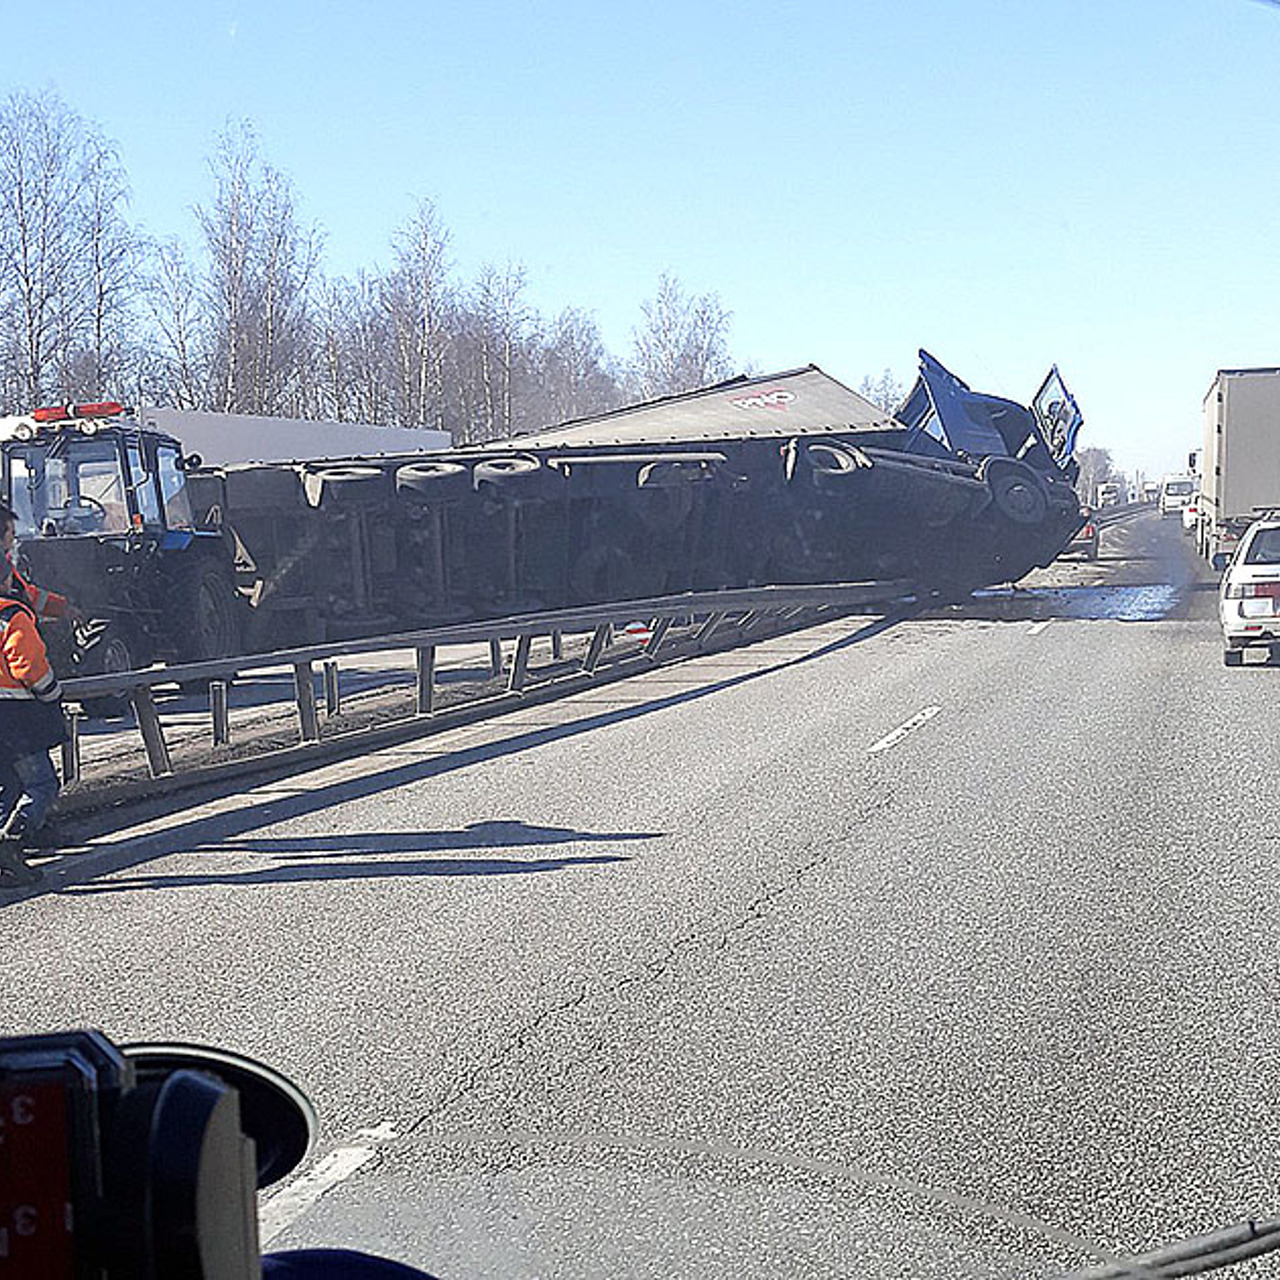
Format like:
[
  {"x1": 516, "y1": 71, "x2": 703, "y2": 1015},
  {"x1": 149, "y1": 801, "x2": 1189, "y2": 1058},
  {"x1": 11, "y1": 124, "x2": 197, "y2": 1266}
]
[
  {"x1": 259, "y1": 1143, "x2": 379, "y2": 1244},
  {"x1": 867, "y1": 705, "x2": 942, "y2": 755},
  {"x1": 1027, "y1": 621, "x2": 1052, "y2": 636}
]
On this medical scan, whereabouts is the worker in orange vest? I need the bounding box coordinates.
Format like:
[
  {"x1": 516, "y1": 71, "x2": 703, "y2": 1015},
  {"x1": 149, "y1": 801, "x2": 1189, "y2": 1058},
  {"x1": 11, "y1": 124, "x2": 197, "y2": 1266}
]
[{"x1": 0, "y1": 504, "x2": 68, "y2": 885}]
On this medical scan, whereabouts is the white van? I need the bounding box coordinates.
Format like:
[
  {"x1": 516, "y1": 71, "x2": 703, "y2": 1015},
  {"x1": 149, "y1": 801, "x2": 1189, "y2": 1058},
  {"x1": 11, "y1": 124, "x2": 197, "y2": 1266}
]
[{"x1": 1158, "y1": 475, "x2": 1195, "y2": 518}]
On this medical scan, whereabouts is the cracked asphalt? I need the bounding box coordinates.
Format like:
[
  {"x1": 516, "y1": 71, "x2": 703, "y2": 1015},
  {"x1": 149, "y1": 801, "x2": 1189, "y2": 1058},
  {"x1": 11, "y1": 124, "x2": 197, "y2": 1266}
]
[{"x1": 5, "y1": 510, "x2": 1279, "y2": 1278}]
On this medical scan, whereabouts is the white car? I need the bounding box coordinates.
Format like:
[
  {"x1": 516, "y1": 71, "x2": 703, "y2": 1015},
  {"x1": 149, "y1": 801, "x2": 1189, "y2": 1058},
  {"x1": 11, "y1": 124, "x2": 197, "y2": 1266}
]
[{"x1": 1219, "y1": 517, "x2": 1280, "y2": 665}]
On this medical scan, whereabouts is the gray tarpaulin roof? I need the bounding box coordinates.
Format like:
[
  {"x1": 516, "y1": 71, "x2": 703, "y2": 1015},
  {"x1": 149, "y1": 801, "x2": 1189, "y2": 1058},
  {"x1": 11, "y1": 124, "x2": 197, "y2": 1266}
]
[{"x1": 502, "y1": 366, "x2": 900, "y2": 449}]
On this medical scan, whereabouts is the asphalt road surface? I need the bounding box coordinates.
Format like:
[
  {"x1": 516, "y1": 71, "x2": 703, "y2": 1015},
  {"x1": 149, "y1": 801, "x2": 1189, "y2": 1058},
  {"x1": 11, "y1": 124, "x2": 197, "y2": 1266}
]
[{"x1": 6, "y1": 510, "x2": 1280, "y2": 1278}]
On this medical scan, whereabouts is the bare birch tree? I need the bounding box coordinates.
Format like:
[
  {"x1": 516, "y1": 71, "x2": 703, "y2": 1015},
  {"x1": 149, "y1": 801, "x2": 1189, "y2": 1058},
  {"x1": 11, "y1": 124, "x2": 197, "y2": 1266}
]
[
  {"x1": 857, "y1": 368, "x2": 905, "y2": 414},
  {"x1": 469, "y1": 262, "x2": 530, "y2": 440},
  {"x1": 0, "y1": 89, "x2": 133, "y2": 406},
  {"x1": 145, "y1": 237, "x2": 206, "y2": 408},
  {"x1": 532, "y1": 306, "x2": 620, "y2": 424},
  {"x1": 381, "y1": 199, "x2": 451, "y2": 429},
  {"x1": 631, "y1": 271, "x2": 734, "y2": 399},
  {"x1": 196, "y1": 122, "x2": 318, "y2": 415}
]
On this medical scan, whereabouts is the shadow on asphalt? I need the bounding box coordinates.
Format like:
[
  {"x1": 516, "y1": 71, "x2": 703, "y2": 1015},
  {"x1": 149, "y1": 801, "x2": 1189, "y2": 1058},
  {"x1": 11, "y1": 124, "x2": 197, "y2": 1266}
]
[
  {"x1": 5, "y1": 613, "x2": 906, "y2": 903},
  {"x1": 52, "y1": 818, "x2": 653, "y2": 895},
  {"x1": 62, "y1": 852, "x2": 633, "y2": 895}
]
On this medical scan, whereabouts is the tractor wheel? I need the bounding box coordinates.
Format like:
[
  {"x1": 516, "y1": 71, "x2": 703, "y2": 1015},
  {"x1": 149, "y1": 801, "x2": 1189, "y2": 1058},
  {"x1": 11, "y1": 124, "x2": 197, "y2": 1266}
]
[
  {"x1": 78, "y1": 623, "x2": 141, "y2": 720},
  {"x1": 177, "y1": 563, "x2": 243, "y2": 663}
]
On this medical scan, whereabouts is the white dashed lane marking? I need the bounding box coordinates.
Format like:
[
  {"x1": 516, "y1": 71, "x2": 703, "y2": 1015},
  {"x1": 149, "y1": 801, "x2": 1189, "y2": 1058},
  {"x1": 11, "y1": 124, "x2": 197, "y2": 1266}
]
[
  {"x1": 867, "y1": 705, "x2": 942, "y2": 755},
  {"x1": 259, "y1": 1124, "x2": 400, "y2": 1243}
]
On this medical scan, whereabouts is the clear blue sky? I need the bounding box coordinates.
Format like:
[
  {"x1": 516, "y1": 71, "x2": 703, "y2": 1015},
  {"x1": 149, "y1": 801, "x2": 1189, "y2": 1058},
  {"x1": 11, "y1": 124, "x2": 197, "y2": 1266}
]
[{"x1": 7, "y1": 0, "x2": 1280, "y2": 479}]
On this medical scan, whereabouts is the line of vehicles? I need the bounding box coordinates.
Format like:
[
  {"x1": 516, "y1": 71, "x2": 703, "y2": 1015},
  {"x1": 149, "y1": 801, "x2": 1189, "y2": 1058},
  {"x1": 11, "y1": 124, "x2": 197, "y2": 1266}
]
[{"x1": 1165, "y1": 366, "x2": 1280, "y2": 666}]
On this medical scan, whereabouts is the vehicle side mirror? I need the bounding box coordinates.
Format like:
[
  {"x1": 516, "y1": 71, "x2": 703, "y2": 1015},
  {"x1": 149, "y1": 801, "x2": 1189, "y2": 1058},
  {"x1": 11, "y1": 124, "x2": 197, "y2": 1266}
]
[{"x1": 1212, "y1": 552, "x2": 1230, "y2": 572}]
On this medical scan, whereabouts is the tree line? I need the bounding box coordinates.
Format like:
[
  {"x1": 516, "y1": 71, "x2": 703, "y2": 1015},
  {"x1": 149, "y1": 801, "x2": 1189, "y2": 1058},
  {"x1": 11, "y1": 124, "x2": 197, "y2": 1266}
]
[{"x1": 0, "y1": 91, "x2": 742, "y2": 443}]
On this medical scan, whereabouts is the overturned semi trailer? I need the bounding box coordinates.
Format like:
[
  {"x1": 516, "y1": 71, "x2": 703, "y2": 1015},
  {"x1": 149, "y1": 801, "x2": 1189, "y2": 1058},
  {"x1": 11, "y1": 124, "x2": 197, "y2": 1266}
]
[
  {"x1": 1, "y1": 350, "x2": 1084, "y2": 674},
  {"x1": 183, "y1": 349, "x2": 1084, "y2": 651}
]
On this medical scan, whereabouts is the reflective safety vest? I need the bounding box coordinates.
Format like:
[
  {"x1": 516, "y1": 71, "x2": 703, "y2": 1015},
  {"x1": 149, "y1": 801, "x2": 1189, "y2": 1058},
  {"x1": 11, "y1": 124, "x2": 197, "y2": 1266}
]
[
  {"x1": 0, "y1": 595, "x2": 60, "y2": 703},
  {"x1": 12, "y1": 568, "x2": 68, "y2": 622}
]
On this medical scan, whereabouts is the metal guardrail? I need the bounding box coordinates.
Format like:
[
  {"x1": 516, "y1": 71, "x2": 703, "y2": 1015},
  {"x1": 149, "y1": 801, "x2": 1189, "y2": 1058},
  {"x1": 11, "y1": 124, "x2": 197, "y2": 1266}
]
[
  {"x1": 58, "y1": 579, "x2": 916, "y2": 788},
  {"x1": 1092, "y1": 501, "x2": 1148, "y2": 527}
]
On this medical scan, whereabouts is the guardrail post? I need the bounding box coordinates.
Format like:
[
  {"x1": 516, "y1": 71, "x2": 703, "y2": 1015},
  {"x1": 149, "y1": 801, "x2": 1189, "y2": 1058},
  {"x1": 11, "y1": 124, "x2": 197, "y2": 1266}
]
[
  {"x1": 489, "y1": 638, "x2": 504, "y2": 678},
  {"x1": 415, "y1": 645, "x2": 436, "y2": 715},
  {"x1": 695, "y1": 612, "x2": 725, "y2": 646},
  {"x1": 644, "y1": 616, "x2": 673, "y2": 659},
  {"x1": 293, "y1": 662, "x2": 320, "y2": 743},
  {"x1": 582, "y1": 624, "x2": 610, "y2": 673},
  {"x1": 131, "y1": 689, "x2": 173, "y2": 778},
  {"x1": 210, "y1": 681, "x2": 230, "y2": 746},
  {"x1": 323, "y1": 660, "x2": 341, "y2": 717},
  {"x1": 508, "y1": 634, "x2": 534, "y2": 693},
  {"x1": 551, "y1": 630, "x2": 563, "y2": 660},
  {"x1": 60, "y1": 710, "x2": 80, "y2": 786}
]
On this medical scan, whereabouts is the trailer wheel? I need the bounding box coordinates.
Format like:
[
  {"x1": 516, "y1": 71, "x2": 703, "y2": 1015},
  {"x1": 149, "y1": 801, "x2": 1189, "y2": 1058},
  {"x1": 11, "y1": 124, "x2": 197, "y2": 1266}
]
[
  {"x1": 396, "y1": 460, "x2": 470, "y2": 501},
  {"x1": 178, "y1": 563, "x2": 243, "y2": 663},
  {"x1": 475, "y1": 456, "x2": 539, "y2": 483},
  {"x1": 304, "y1": 465, "x2": 390, "y2": 507},
  {"x1": 473, "y1": 455, "x2": 562, "y2": 498},
  {"x1": 982, "y1": 459, "x2": 1048, "y2": 526}
]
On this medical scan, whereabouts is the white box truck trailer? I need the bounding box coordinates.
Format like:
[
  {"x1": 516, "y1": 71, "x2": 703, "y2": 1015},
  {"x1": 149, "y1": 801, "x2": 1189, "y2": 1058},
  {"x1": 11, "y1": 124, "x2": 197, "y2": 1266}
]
[
  {"x1": 140, "y1": 407, "x2": 451, "y2": 465},
  {"x1": 1198, "y1": 367, "x2": 1280, "y2": 561}
]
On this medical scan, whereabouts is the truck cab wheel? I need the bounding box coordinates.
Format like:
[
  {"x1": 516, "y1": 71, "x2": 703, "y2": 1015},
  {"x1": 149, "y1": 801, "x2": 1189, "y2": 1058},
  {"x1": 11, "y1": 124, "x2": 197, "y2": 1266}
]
[{"x1": 981, "y1": 459, "x2": 1049, "y2": 526}]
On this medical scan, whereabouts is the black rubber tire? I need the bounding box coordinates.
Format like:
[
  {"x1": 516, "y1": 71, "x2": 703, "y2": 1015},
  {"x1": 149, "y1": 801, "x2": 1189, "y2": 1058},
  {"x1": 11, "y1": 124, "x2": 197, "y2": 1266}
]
[
  {"x1": 78, "y1": 624, "x2": 140, "y2": 720},
  {"x1": 396, "y1": 460, "x2": 470, "y2": 501},
  {"x1": 983, "y1": 459, "x2": 1049, "y2": 526},
  {"x1": 636, "y1": 460, "x2": 713, "y2": 488},
  {"x1": 176, "y1": 562, "x2": 243, "y2": 663},
  {"x1": 304, "y1": 465, "x2": 392, "y2": 507},
  {"x1": 473, "y1": 455, "x2": 561, "y2": 494}
]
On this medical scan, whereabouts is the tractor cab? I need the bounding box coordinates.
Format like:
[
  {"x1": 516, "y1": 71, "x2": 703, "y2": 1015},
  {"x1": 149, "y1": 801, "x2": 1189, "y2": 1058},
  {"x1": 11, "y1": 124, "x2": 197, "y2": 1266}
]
[
  {"x1": 0, "y1": 402, "x2": 234, "y2": 678},
  {"x1": 1, "y1": 401, "x2": 196, "y2": 542}
]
